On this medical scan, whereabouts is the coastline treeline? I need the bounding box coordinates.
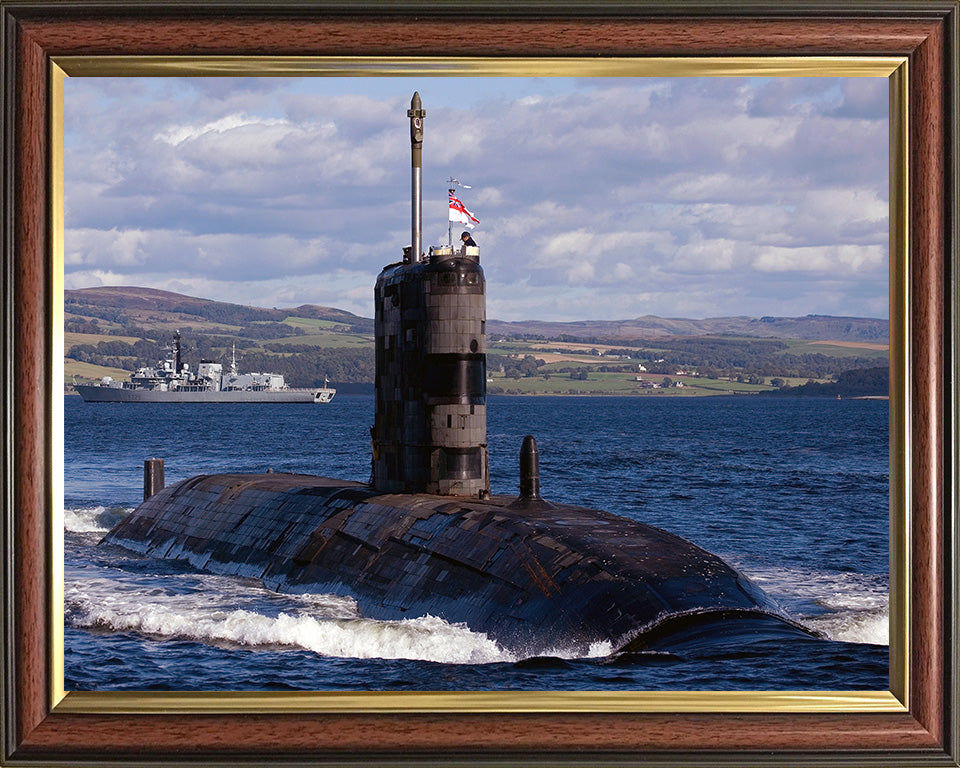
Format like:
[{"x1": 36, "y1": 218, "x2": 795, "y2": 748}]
[
  {"x1": 762, "y1": 367, "x2": 889, "y2": 398},
  {"x1": 66, "y1": 334, "x2": 889, "y2": 392}
]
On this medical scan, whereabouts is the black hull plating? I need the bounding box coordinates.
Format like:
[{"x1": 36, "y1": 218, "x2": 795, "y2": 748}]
[{"x1": 102, "y1": 472, "x2": 813, "y2": 654}]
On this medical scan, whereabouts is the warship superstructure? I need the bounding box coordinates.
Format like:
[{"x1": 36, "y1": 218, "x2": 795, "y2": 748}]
[
  {"x1": 74, "y1": 331, "x2": 335, "y2": 403},
  {"x1": 102, "y1": 94, "x2": 815, "y2": 656}
]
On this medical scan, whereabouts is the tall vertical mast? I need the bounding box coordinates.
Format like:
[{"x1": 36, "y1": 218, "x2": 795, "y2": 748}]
[
  {"x1": 407, "y1": 92, "x2": 425, "y2": 263},
  {"x1": 174, "y1": 330, "x2": 182, "y2": 373},
  {"x1": 448, "y1": 188, "x2": 454, "y2": 248}
]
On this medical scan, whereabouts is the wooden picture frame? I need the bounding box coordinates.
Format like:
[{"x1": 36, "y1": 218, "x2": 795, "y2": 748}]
[{"x1": 2, "y1": 2, "x2": 957, "y2": 765}]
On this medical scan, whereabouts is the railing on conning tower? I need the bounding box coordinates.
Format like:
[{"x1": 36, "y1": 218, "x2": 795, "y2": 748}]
[{"x1": 428, "y1": 245, "x2": 480, "y2": 263}]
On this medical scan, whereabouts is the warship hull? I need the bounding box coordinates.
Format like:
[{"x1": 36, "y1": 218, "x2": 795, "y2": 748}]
[{"x1": 74, "y1": 384, "x2": 334, "y2": 403}]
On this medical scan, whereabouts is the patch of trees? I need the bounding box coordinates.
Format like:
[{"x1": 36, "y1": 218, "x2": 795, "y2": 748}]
[
  {"x1": 263, "y1": 343, "x2": 319, "y2": 353},
  {"x1": 175, "y1": 301, "x2": 279, "y2": 325},
  {"x1": 64, "y1": 304, "x2": 128, "y2": 325},
  {"x1": 107, "y1": 324, "x2": 155, "y2": 338},
  {"x1": 230, "y1": 349, "x2": 374, "y2": 386},
  {"x1": 765, "y1": 367, "x2": 889, "y2": 397},
  {"x1": 766, "y1": 353, "x2": 880, "y2": 379},
  {"x1": 65, "y1": 318, "x2": 105, "y2": 335},
  {"x1": 236, "y1": 322, "x2": 305, "y2": 339},
  {"x1": 596, "y1": 365, "x2": 635, "y2": 373},
  {"x1": 488, "y1": 354, "x2": 545, "y2": 378},
  {"x1": 67, "y1": 338, "x2": 163, "y2": 371}
]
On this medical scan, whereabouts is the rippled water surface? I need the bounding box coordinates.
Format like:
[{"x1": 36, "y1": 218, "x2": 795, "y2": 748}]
[{"x1": 64, "y1": 394, "x2": 889, "y2": 690}]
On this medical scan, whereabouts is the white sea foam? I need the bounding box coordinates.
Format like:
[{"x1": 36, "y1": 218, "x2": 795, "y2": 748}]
[
  {"x1": 65, "y1": 577, "x2": 515, "y2": 664},
  {"x1": 806, "y1": 608, "x2": 889, "y2": 646},
  {"x1": 736, "y1": 563, "x2": 889, "y2": 646},
  {"x1": 63, "y1": 505, "x2": 130, "y2": 534},
  {"x1": 517, "y1": 640, "x2": 615, "y2": 661},
  {"x1": 586, "y1": 640, "x2": 615, "y2": 658},
  {"x1": 64, "y1": 513, "x2": 606, "y2": 663}
]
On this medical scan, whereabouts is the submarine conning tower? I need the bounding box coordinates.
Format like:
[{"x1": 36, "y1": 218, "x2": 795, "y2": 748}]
[{"x1": 371, "y1": 92, "x2": 489, "y2": 497}]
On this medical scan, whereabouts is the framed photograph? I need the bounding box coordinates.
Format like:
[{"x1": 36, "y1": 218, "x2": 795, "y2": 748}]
[{"x1": 3, "y1": 2, "x2": 957, "y2": 765}]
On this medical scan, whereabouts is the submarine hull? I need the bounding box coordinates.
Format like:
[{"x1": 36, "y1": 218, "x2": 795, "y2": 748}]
[{"x1": 103, "y1": 471, "x2": 812, "y2": 655}]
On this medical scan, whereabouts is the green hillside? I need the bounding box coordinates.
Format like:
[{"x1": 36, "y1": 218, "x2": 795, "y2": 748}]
[{"x1": 64, "y1": 286, "x2": 889, "y2": 397}]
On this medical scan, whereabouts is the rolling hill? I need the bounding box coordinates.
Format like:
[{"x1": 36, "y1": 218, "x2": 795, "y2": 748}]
[
  {"x1": 486, "y1": 314, "x2": 888, "y2": 343},
  {"x1": 63, "y1": 286, "x2": 889, "y2": 394},
  {"x1": 67, "y1": 286, "x2": 888, "y2": 344}
]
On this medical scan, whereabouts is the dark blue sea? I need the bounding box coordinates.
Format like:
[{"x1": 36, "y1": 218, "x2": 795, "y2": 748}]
[{"x1": 63, "y1": 394, "x2": 889, "y2": 691}]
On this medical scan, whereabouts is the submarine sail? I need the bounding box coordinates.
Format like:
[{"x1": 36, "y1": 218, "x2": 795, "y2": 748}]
[
  {"x1": 372, "y1": 91, "x2": 487, "y2": 497},
  {"x1": 102, "y1": 93, "x2": 815, "y2": 656}
]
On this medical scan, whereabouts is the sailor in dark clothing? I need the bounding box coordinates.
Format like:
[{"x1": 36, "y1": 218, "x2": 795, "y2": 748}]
[{"x1": 460, "y1": 231, "x2": 477, "y2": 248}]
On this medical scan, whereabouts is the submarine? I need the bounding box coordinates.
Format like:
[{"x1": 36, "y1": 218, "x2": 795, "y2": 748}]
[{"x1": 102, "y1": 93, "x2": 815, "y2": 657}]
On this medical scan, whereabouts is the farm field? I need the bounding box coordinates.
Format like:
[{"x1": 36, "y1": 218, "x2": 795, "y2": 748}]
[{"x1": 62, "y1": 286, "x2": 887, "y2": 396}]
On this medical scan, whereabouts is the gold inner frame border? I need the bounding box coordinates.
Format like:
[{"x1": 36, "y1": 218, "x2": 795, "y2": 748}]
[{"x1": 50, "y1": 55, "x2": 909, "y2": 715}]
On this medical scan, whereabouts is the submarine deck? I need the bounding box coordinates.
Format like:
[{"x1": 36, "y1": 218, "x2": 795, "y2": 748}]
[{"x1": 103, "y1": 472, "x2": 811, "y2": 655}]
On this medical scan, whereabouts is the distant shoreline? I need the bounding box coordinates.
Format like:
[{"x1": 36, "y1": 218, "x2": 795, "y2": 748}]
[{"x1": 65, "y1": 388, "x2": 891, "y2": 400}]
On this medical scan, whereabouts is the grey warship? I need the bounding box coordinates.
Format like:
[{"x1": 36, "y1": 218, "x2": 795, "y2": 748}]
[
  {"x1": 102, "y1": 94, "x2": 815, "y2": 656},
  {"x1": 75, "y1": 331, "x2": 336, "y2": 404}
]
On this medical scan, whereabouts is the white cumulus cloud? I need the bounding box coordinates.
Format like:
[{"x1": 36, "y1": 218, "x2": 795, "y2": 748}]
[{"x1": 64, "y1": 75, "x2": 890, "y2": 322}]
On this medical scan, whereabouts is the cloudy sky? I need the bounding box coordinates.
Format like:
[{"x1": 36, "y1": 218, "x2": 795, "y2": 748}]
[{"x1": 64, "y1": 75, "x2": 888, "y2": 322}]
